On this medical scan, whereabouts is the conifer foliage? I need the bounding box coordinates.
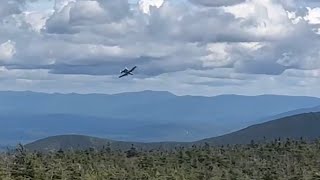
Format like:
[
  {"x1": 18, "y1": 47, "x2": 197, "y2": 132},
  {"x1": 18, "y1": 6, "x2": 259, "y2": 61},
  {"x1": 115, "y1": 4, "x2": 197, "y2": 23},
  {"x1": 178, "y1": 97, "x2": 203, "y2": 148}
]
[{"x1": 0, "y1": 139, "x2": 320, "y2": 179}]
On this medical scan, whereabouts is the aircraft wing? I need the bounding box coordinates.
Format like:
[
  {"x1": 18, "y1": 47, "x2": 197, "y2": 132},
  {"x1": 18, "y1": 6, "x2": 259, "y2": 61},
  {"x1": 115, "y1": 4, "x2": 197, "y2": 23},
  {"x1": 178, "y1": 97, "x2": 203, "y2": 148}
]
[
  {"x1": 119, "y1": 73, "x2": 128, "y2": 78},
  {"x1": 129, "y1": 66, "x2": 137, "y2": 73}
]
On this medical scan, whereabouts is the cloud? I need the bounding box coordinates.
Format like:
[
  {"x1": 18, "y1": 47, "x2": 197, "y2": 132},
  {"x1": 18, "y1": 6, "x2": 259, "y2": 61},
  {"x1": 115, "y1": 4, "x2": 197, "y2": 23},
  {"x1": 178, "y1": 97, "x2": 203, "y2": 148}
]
[
  {"x1": 0, "y1": 0, "x2": 319, "y2": 96},
  {"x1": 189, "y1": 0, "x2": 246, "y2": 7},
  {"x1": 0, "y1": 40, "x2": 16, "y2": 62},
  {"x1": 0, "y1": 0, "x2": 26, "y2": 18},
  {"x1": 139, "y1": 0, "x2": 164, "y2": 14}
]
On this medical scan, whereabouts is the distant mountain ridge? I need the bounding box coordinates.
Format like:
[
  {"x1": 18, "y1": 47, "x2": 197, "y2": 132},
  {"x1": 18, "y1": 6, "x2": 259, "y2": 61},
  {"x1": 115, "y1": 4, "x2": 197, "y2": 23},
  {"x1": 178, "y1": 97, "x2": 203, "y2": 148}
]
[
  {"x1": 199, "y1": 112, "x2": 320, "y2": 145},
  {"x1": 25, "y1": 112, "x2": 320, "y2": 152},
  {"x1": 0, "y1": 113, "x2": 208, "y2": 145},
  {"x1": 1, "y1": 90, "x2": 320, "y2": 144},
  {"x1": 257, "y1": 105, "x2": 320, "y2": 124},
  {"x1": 25, "y1": 134, "x2": 187, "y2": 152}
]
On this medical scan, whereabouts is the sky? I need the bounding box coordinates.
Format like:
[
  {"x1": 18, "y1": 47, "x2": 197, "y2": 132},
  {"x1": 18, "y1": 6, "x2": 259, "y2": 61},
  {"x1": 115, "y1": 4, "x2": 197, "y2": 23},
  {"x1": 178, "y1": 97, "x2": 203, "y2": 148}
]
[{"x1": 0, "y1": 0, "x2": 320, "y2": 97}]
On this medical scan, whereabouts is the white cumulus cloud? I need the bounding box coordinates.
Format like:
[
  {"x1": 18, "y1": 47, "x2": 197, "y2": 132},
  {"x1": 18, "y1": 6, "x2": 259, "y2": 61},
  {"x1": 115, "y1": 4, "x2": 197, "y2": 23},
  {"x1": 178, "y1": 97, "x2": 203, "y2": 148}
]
[
  {"x1": 139, "y1": 0, "x2": 164, "y2": 14},
  {"x1": 0, "y1": 0, "x2": 319, "y2": 96},
  {"x1": 0, "y1": 40, "x2": 16, "y2": 62}
]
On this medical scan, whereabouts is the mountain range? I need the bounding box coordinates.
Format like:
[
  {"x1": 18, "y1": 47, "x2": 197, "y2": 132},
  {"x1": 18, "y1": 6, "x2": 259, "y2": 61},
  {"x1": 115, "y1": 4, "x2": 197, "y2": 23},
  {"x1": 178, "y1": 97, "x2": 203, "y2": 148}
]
[
  {"x1": 25, "y1": 112, "x2": 320, "y2": 152},
  {"x1": 1, "y1": 90, "x2": 320, "y2": 145}
]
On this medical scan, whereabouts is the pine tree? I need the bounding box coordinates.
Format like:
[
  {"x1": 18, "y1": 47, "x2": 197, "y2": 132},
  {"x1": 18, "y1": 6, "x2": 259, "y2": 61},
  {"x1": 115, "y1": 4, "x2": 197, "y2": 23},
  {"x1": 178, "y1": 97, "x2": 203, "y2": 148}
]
[{"x1": 10, "y1": 143, "x2": 35, "y2": 180}]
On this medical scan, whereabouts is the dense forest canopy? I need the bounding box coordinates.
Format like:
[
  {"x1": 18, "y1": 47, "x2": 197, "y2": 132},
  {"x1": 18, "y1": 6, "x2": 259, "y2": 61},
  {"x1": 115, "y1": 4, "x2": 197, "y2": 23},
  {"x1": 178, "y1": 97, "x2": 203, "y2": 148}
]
[{"x1": 1, "y1": 138, "x2": 320, "y2": 180}]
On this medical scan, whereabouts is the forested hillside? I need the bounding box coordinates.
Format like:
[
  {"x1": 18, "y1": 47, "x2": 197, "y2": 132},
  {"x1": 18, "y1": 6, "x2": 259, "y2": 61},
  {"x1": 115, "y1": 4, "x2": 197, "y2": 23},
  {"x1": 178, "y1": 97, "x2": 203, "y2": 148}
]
[{"x1": 1, "y1": 139, "x2": 320, "y2": 179}]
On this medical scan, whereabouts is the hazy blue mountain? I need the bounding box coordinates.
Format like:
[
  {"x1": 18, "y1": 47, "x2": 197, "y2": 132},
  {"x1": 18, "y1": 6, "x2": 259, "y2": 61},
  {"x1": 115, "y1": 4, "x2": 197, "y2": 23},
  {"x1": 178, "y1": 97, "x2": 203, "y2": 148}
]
[
  {"x1": 0, "y1": 90, "x2": 176, "y2": 117},
  {"x1": 0, "y1": 114, "x2": 211, "y2": 144},
  {"x1": 1, "y1": 91, "x2": 320, "y2": 122},
  {"x1": 25, "y1": 112, "x2": 320, "y2": 152},
  {"x1": 255, "y1": 105, "x2": 320, "y2": 124},
  {"x1": 1, "y1": 90, "x2": 320, "y2": 145},
  {"x1": 24, "y1": 134, "x2": 186, "y2": 152},
  {"x1": 199, "y1": 112, "x2": 320, "y2": 145}
]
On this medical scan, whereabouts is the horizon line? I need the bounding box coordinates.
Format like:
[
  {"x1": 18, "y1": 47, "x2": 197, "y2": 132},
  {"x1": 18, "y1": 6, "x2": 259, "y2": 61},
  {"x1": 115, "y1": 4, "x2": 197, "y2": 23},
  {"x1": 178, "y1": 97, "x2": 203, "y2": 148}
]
[{"x1": 0, "y1": 90, "x2": 318, "y2": 98}]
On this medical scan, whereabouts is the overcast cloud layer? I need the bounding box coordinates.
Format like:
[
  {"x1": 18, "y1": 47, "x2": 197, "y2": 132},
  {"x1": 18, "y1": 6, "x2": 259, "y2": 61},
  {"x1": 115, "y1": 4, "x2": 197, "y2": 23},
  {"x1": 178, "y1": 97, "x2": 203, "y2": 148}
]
[{"x1": 0, "y1": 0, "x2": 320, "y2": 96}]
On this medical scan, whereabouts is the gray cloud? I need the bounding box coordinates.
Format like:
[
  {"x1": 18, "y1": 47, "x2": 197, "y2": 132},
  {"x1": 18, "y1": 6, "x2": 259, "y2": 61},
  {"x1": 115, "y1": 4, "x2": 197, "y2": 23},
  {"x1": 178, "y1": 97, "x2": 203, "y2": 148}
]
[
  {"x1": 2, "y1": 0, "x2": 317, "y2": 76},
  {"x1": 45, "y1": 0, "x2": 130, "y2": 34},
  {"x1": 0, "y1": 0, "x2": 320, "y2": 96},
  {"x1": 0, "y1": 0, "x2": 26, "y2": 18},
  {"x1": 189, "y1": 0, "x2": 246, "y2": 7}
]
